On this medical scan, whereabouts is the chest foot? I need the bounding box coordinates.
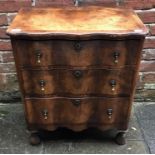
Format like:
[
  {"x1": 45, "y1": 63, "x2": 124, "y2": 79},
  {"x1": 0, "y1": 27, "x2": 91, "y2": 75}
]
[
  {"x1": 114, "y1": 132, "x2": 126, "y2": 145},
  {"x1": 29, "y1": 132, "x2": 41, "y2": 145}
]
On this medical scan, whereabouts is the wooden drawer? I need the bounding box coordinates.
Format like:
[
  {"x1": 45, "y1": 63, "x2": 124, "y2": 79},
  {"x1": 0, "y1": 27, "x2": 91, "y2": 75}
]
[
  {"x1": 21, "y1": 67, "x2": 135, "y2": 97},
  {"x1": 14, "y1": 39, "x2": 141, "y2": 68},
  {"x1": 25, "y1": 97, "x2": 130, "y2": 127}
]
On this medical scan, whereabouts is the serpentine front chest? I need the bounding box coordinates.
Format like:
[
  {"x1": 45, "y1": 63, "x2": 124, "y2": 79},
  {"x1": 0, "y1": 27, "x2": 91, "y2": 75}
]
[{"x1": 7, "y1": 6, "x2": 148, "y2": 145}]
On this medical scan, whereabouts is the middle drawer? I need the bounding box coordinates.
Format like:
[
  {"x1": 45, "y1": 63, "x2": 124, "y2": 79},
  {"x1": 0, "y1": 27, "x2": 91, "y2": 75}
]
[{"x1": 21, "y1": 68, "x2": 135, "y2": 97}]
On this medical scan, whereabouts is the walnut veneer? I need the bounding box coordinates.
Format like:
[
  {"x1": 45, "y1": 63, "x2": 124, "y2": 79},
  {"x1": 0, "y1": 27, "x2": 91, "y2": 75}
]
[{"x1": 7, "y1": 6, "x2": 148, "y2": 145}]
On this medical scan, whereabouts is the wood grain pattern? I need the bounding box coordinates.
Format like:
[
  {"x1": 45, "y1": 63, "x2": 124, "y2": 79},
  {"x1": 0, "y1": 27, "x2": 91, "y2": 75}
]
[
  {"x1": 25, "y1": 97, "x2": 130, "y2": 131},
  {"x1": 7, "y1": 7, "x2": 147, "y2": 144},
  {"x1": 6, "y1": 6, "x2": 148, "y2": 38},
  {"x1": 14, "y1": 39, "x2": 142, "y2": 68},
  {"x1": 21, "y1": 68, "x2": 136, "y2": 97}
]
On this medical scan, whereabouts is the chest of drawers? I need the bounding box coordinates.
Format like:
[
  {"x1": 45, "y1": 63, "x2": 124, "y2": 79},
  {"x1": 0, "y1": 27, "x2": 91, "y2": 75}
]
[{"x1": 7, "y1": 6, "x2": 148, "y2": 145}]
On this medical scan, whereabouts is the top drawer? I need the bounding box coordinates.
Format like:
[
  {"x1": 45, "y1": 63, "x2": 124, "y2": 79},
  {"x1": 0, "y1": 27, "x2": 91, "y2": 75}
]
[{"x1": 13, "y1": 39, "x2": 141, "y2": 68}]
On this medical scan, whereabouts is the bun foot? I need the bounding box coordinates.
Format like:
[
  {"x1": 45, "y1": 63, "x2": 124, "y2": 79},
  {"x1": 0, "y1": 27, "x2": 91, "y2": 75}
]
[
  {"x1": 115, "y1": 132, "x2": 126, "y2": 145},
  {"x1": 29, "y1": 132, "x2": 41, "y2": 145}
]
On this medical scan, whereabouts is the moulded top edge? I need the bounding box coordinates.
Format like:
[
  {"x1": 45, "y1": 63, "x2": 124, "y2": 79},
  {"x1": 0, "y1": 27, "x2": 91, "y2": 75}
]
[{"x1": 7, "y1": 6, "x2": 148, "y2": 38}]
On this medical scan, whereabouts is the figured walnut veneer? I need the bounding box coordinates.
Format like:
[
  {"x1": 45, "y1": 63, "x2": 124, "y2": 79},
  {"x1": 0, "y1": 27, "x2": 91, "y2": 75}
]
[
  {"x1": 7, "y1": 6, "x2": 147, "y2": 145},
  {"x1": 7, "y1": 6, "x2": 147, "y2": 36}
]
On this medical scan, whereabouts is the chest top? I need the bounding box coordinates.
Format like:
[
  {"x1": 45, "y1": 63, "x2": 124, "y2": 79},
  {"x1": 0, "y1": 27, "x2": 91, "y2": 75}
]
[{"x1": 7, "y1": 6, "x2": 148, "y2": 38}]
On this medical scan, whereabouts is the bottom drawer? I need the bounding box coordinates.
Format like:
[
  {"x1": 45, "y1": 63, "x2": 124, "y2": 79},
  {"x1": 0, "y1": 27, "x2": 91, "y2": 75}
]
[{"x1": 25, "y1": 97, "x2": 131, "y2": 129}]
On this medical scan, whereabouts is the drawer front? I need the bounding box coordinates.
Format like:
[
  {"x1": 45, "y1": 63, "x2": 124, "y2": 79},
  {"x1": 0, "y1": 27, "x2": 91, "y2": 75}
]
[
  {"x1": 22, "y1": 68, "x2": 135, "y2": 97},
  {"x1": 15, "y1": 39, "x2": 141, "y2": 68},
  {"x1": 25, "y1": 97, "x2": 130, "y2": 126}
]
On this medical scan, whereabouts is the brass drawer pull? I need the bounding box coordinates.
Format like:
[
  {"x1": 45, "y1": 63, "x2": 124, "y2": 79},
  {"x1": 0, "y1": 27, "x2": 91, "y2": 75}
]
[
  {"x1": 35, "y1": 50, "x2": 42, "y2": 64},
  {"x1": 39, "y1": 80, "x2": 46, "y2": 91},
  {"x1": 110, "y1": 79, "x2": 116, "y2": 91},
  {"x1": 113, "y1": 51, "x2": 120, "y2": 64},
  {"x1": 42, "y1": 109, "x2": 48, "y2": 120},
  {"x1": 72, "y1": 99, "x2": 81, "y2": 106},
  {"x1": 73, "y1": 70, "x2": 83, "y2": 79},
  {"x1": 74, "y1": 41, "x2": 82, "y2": 52},
  {"x1": 107, "y1": 108, "x2": 113, "y2": 119}
]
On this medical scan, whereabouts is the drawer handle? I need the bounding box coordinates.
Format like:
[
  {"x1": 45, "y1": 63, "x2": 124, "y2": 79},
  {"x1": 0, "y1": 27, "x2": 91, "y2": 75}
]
[
  {"x1": 35, "y1": 50, "x2": 42, "y2": 64},
  {"x1": 42, "y1": 109, "x2": 48, "y2": 120},
  {"x1": 107, "y1": 108, "x2": 113, "y2": 119},
  {"x1": 74, "y1": 41, "x2": 82, "y2": 52},
  {"x1": 110, "y1": 80, "x2": 116, "y2": 91},
  {"x1": 39, "y1": 80, "x2": 46, "y2": 91},
  {"x1": 113, "y1": 51, "x2": 120, "y2": 64},
  {"x1": 72, "y1": 99, "x2": 81, "y2": 106},
  {"x1": 73, "y1": 70, "x2": 83, "y2": 79}
]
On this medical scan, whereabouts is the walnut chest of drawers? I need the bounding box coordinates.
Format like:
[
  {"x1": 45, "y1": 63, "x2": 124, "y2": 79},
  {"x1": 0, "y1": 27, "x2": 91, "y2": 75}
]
[{"x1": 7, "y1": 6, "x2": 148, "y2": 145}]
